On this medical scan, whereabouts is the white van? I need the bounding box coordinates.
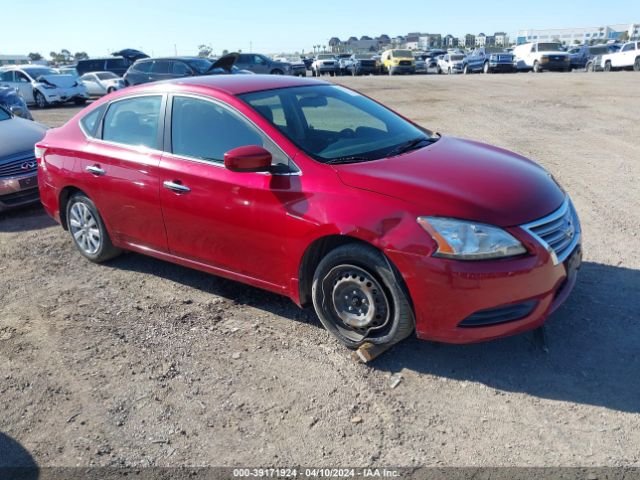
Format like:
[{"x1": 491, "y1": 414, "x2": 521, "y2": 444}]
[{"x1": 513, "y1": 42, "x2": 570, "y2": 72}]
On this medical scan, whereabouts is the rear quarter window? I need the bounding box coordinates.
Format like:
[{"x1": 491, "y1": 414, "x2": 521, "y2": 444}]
[{"x1": 80, "y1": 104, "x2": 107, "y2": 137}]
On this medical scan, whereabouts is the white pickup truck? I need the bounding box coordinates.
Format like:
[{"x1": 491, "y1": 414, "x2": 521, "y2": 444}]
[{"x1": 600, "y1": 41, "x2": 640, "y2": 72}]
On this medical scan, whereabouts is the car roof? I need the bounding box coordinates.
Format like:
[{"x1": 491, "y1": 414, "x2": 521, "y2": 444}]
[
  {"x1": 138, "y1": 56, "x2": 205, "y2": 62},
  {"x1": 128, "y1": 74, "x2": 326, "y2": 96}
]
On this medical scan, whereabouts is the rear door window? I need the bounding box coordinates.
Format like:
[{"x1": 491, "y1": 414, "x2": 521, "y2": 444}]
[
  {"x1": 151, "y1": 61, "x2": 170, "y2": 74},
  {"x1": 102, "y1": 96, "x2": 163, "y2": 149}
]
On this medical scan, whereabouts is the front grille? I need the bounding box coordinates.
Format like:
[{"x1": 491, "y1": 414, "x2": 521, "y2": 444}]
[
  {"x1": 359, "y1": 60, "x2": 376, "y2": 67},
  {"x1": 0, "y1": 151, "x2": 37, "y2": 178},
  {"x1": 522, "y1": 197, "x2": 581, "y2": 264},
  {"x1": 399, "y1": 60, "x2": 412, "y2": 66},
  {"x1": 459, "y1": 300, "x2": 538, "y2": 328}
]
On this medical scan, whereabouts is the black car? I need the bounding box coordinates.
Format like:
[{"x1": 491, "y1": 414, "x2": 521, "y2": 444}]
[
  {"x1": 77, "y1": 49, "x2": 149, "y2": 76},
  {"x1": 347, "y1": 54, "x2": 379, "y2": 76},
  {"x1": 568, "y1": 44, "x2": 622, "y2": 71},
  {"x1": 123, "y1": 55, "x2": 240, "y2": 86}
]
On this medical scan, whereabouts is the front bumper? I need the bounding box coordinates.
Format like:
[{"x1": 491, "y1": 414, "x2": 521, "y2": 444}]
[
  {"x1": 390, "y1": 65, "x2": 415, "y2": 74},
  {"x1": 43, "y1": 90, "x2": 90, "y2": 104},
  {"x1": 386, "y1": 226, "x2": 581, "y2": 344},
  {"x1": 539, "y1": 58, "x2": 570, "y2": 70},
  {"x1": 0, "y1": 172, "x2": 40, "y2": 211},
  {"x1": 489, "y1": 62, "x2": 515, "y2": 72}
]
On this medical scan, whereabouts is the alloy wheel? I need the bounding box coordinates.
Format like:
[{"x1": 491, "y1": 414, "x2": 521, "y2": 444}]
[{"x1": 69, "y1": 202, "x2": 101, "y2": 255}]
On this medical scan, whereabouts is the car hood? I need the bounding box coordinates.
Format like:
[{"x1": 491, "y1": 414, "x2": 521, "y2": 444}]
[
  {"x1": 37, "y1": 75, "x2": 78, "y2": 88},
  {"x1": 333, "y1": 136, "x2": 565, "y2": 227},
  {"x1": 0, "y1": 117, "x2": 47, "y2": 158}
]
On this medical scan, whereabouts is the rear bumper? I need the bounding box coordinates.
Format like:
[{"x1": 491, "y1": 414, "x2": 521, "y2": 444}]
[
  {"x1": 0, "y1": 172, "x2": 40, "y2": 211},
  {"x1": 386, "y1": 238, "x2": 581, "y2": 344}
]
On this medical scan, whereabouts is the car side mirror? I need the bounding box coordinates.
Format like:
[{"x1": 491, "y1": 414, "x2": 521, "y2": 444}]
[
  {"x1": 9, "y1": 105, "x2": 25, "y2": 118},
  {"x1": 224, "y1": 145, "x2": 272, "y2": 173}
]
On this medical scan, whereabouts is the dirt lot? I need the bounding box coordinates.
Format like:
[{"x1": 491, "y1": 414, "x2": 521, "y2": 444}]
[{"x1": 1, "y1": 72, "x2": 639, "y2": 468}]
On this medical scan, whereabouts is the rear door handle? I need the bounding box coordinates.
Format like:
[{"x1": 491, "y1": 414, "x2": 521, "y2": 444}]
[
  {"x1": 163, "y1": 180, "x2": 191, "y2": 193},
  {"x1": 85, "y1": 165, "x2": 106, "y2": 176}
]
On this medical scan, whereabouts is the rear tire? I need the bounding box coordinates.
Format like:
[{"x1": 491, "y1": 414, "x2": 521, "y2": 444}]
[
  {"x1": 312, "y1": 243, "x2": 414, "y2": 349},
  {"x1": 533, "y1": 61, "x2": 541, "y2": 73},
  {"x1": 634, "y1": 58, "x2": 640, "y2": 72},
  {"x1": 66, "y1": 193, "x2": 121, "y2": 263},
  {"x1": 604, "y1": 61, "x2": 612, "y2": 72}
]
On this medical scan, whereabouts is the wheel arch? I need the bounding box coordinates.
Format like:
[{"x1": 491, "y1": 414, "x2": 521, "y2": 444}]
[
  {"x1": 297, "y1": 233, "x2": 413, "y2": 313},
  {"x1": 58, "y1": 185, "x2": 88, "y2": 230}
]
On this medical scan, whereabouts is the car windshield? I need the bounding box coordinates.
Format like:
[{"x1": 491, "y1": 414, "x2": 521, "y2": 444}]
[
  {"x1": 538, "y1": 43, "x2": 564, "y2": 52},
  {"x1": 96, "y1": 72, "x2": 118, "y2": 80},
  {"x1": 355, "y1": 54, "x2": 373, "y2": 59},
  {"x1": 317, "y1": 55, "x2": 335, "y2": 60},
  {"x1": 185, "y1": 58, "x2": 213, "y2": 74},
  {"x1": 240, "y1": 85, "x2": 439, "y2": 164},
  {"x1": 0, "y1": 106, "x2": 10, "y2": 121},
  {"x1": 23, "y1": 67, "x2": 59, "y2": 77},
  {"x1": 392, "y1": 50, "x2": 413, "y2": 57}
]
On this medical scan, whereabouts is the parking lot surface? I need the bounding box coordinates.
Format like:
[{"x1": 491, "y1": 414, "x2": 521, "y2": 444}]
[{"x1": 1, "y1": 72, "x2": 639, "y2": 467}]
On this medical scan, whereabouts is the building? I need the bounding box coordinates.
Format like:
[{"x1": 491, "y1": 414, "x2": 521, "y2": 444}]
[
  {"x1": 460, "y1": 34, "x2": 475, "y2": 48},
  {"x1": 475, "y1": 33, "x2": 487, "y2": 47},
  {"x1": 418, "y1": 34, "x2": 442, "y2": 49},
  {"x1": 444, "y1": 34, "x2": 458, "y2": 48},
  {"x1": 516, "y1": 23, "x2": 639, "y2": 45},
  {"x1": 494, "y1": 32, "x2": 509, "y2": 47},
  {"x1": 0, "y1": 54, "x2": 29, "y2": 66}
]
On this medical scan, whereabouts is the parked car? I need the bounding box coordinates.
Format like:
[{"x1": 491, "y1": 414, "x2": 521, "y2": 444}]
[
  {"x1": 0, "y1": 87, "x2": 33, "y2": 120},
  {"x1": 273, "y1": 57, "x2": 307, "y2": 76},
  {"x1": 311, "y1": 54, "x2": 339, "y2": 76},
  {"x1": 336, "y1": 54, "x2": 354, "y2": 75},
  {"x1": 414, "y1": 56, "x2": 427, "y2": 74},
  {"x1": 0, "y1": 66, "x2": 89, "y2": 108},
  {"x1": 513, "y1": 42, "x2": 570, "y2": 72},
  {"x1": 381, "y1": 49, "x2": 416, "y2": 75},
  {"x1": 0, "y1": 105, "x2": 47, "y2": 211},
  {"x1": 80, "y1": 72, "x2": 125, "y2": 96},
  {"x1": 123, "y1": 56, "x2": 237, "y2": 86},
  {"x1": 600, "y1": 41, "x2": 640, "y2": 71},
  {"x1": 233, "y1": 53, "x2": 294, "y2": 75},
  {"x1": 77, "y1": 57, "x2": 133, "y2": 77},
  {"x1": 36, "y1": 75, "x2": 581, "y2": 350},
  {"x1": 463, "y1": 48, "x2": 515, "y2": 74},
  {"x1": 58, "y1": 65, "x2": 79, "y2": 77},
  {"x1": 584, "y1": 44, "x2": 622, "y2": 72},
  {"x1": 437, "y1": 53, "x2": 465, "y2": 74},
  {"x1": 347, "y1": 54, "x2": 379, "y2": 76},
  {"x1": 425, "y1": 50, "x2": 446, "y2": 69},
  {"x1": 568, "y1": 44, "x2": 620, "y2": 71}
]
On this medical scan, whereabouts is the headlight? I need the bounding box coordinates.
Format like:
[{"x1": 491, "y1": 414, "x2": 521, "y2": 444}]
[{"x1": 417, "y1": 217, "x2": 526, "y2": 260}]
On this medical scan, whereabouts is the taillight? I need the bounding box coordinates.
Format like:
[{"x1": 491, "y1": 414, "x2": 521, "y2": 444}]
[{"x1": 34, "y1": 145, "x2": 47, "y2": 169}]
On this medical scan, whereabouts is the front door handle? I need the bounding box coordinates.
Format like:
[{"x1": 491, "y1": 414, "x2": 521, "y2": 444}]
[
  {"x1": 86, "y1": 165, "x2": 106, "y2": 176},
  {"x1": 163, "y1": 180, "x2": 191, "y2": 193}
]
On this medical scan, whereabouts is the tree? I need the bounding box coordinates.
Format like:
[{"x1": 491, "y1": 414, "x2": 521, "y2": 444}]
[
  {"x1": 198, "y1": 44, "x2": 213, "y2": 58},
  {"x1": 619, "y1": 31, "x2": 630, "y2": 42},
  {"x1": 222, "y1": 49, "x2": 229, "y2": 56},
  {"x1": 28, "y1": 52, "x2": 43, "y2": 61},
  {"x1": 74, "y1": 52, "x2": 89, "y2": 61},
  {"x1": 49, "y1": 49, "x2": 72, "y2": 64}
]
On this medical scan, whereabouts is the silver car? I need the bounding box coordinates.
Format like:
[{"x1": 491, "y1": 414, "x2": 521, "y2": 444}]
[
  {"x1": 79, "y1": 71, "x2": 125, "y2": 96},
  {"x1": 0, "y1": 105, "x2": 47, "y2": 211},
  {"x1": 0, "y1": 66, "x2": 89, "y2": 108}
]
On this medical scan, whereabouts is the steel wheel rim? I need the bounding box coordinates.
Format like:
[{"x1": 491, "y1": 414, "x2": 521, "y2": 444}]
[
  {"x1": 69, "y1": 202, "x2": 101, "y2": 255},
  {"x1": 36, "y1": 93, "x2": 45, "y2": 108},
  {"x1": 321, "y1": 264, "x2": 391, "y2": 341}
]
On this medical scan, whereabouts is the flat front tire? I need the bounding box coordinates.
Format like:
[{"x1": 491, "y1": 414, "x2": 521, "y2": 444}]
[
  {"x1": 66, "y1": 193, "x2": 121, "y2": 263},
  {"x1": 312, "y1": 243, "x2": 414, "y2": 349}
]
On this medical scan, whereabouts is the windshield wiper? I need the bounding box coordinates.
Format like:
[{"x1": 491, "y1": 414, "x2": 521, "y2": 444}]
[
  {"x1": 387, "y1": 136, "x2": 437, "y2": 157},
  {"x1": 324, "y1": 156, "x2": 376, "y2": 165}
]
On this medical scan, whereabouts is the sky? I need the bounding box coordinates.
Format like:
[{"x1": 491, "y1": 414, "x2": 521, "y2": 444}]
[{"x1": 3, "y1": 0, "x2": 638, "y2": 58}]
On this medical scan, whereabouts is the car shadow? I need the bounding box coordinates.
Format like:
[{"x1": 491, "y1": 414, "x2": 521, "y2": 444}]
[
  {"x1": 0, "y1": 431, "x2": 39, "y2": 479},
  {"x1": 0, "y1": 205, "x2": 57, "y2": 232},
  {"x1": 108, "y1": 255, "x2": 640, "y2": 413},
  {"x1": 107, "y1": 252, "x2": 321, "y2": 328},
  {"x1": 373, "y1": 261, "x2": 640, "y2": 414}
]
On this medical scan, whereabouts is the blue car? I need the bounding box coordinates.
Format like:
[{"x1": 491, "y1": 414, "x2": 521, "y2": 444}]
[
  {"x1": 0, "y1": 87, "x2": 32, "y2": 120},
  {"x1": 568, "y1": 44, "x2": 622, "y2": 71},
  {"x1": 463, "y1": 48, "x2": 515, "y2": 74}
]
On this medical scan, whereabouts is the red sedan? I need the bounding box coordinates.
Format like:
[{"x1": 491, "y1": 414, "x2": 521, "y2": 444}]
[{"x1": 36, "y1": 75, "x2": 581, "y2": 349}]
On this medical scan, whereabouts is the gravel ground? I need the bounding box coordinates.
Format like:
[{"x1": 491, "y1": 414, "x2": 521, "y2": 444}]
[{"x1": 1, "y1": 72, "x2": 639, "y2": 468}]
